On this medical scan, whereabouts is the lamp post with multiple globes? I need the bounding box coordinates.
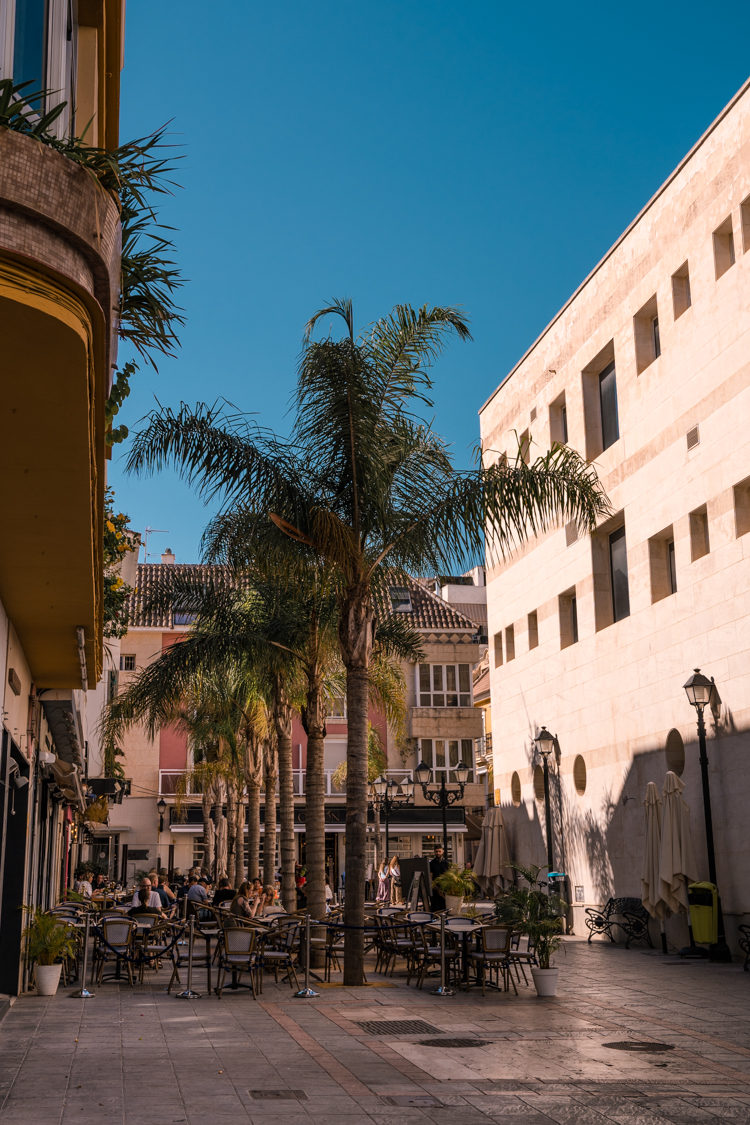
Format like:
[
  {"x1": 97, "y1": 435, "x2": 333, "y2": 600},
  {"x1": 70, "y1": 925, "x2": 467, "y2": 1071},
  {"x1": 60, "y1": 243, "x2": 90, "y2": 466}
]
[{"x1": 414, "y1": 759, "x2": 470, "y2": 857}]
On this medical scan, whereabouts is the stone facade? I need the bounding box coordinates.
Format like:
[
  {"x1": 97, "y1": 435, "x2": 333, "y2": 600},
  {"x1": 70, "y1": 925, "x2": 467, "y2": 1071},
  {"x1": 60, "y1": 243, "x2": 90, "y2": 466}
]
[{"x1": 479, "y1": 77, "x2": 750, "y2": 950}]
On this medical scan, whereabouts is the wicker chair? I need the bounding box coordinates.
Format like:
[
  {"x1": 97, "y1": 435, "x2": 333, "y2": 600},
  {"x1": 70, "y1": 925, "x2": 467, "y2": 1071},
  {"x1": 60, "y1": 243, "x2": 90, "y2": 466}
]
[
  {"x1": 412, "y1": 924, "x2": 459, "y2": 989},
  {"x1": 94, "y1": 918, "x2": 136, "y2": 985},
  {"x1": 468, "y1": 925, "x2": 516, "y2": 996},
  {"x1": 216, "y1": 926, "x2": 259, "y2": 999},
  {"x1": 260, "y1": 920, "x2": 301, "y2": 990}
]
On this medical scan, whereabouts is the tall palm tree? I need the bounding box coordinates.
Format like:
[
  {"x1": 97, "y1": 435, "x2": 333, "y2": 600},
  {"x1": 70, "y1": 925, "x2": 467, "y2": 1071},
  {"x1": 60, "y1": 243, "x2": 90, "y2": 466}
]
[{"x1": 128, "y1": 299, "x2": 609, "y2": 982}]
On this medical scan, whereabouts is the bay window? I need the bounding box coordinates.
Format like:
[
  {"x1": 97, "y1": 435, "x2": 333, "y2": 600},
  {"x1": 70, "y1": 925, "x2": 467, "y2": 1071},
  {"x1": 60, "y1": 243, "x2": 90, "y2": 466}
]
[{"x1": 417, "y1": 663, "x2": 472, "y2": 707}]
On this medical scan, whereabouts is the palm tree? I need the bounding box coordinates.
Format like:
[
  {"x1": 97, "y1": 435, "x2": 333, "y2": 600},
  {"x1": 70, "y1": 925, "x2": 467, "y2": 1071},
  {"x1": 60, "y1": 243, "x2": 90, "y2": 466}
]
[{"x1": 127, "y1": 299, "x2": 609, "y2": 982}]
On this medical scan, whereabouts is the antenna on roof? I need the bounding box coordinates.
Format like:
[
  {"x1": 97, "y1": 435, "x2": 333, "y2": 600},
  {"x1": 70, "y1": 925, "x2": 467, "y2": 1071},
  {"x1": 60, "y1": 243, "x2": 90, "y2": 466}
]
[{"x1": 142, "y1": 527, "x2": 170, "y2": 562}]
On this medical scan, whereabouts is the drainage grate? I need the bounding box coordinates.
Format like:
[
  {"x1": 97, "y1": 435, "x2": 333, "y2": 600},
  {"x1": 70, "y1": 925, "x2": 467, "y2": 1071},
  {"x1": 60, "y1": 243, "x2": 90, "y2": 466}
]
[
  {"x1": 419, "y1": 1038, "x2": 491, "y2": 1048},
  {"x1": 355, "y1": 1019, "x2": 441, "y2": 1036},
  {"x1": 603, "y1": 1042, "x2": 675, "y2": 1053},
  {"x1": 248, "y1": 1090, "x2": 308, "y2": 1100},
  {"x1": 384, "y1": 1095, "x2": 442, "y2": 1107}
]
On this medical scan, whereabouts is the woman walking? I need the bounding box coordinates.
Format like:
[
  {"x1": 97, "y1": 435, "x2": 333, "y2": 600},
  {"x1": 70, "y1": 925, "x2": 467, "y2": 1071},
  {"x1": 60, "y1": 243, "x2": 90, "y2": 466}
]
[
  {"x1": 375, "y1": 859, "x2": 391, "y2": 903},
  {"x1": 389, "y1": 856, "x2": 402, "y2": 904}
]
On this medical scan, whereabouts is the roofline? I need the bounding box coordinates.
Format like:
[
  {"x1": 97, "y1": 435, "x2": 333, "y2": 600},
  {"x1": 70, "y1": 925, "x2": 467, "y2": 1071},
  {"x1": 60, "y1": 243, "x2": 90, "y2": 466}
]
[{"x1": 478, "y1": 73, "x2": 750, "y2": 417}]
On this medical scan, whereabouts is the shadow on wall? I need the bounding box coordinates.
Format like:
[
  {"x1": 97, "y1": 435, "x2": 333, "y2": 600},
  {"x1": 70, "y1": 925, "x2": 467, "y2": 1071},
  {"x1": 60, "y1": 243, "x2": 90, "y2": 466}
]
[{"x1": 500, "y1": 696, "x2": 750, "y2": 952}]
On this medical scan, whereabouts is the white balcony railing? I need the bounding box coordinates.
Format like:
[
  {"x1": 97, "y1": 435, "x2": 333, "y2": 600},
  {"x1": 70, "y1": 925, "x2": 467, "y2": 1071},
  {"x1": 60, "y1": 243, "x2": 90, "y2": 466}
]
[{"x1": 160, "y1": 766, "x2": 413, "y2": 798}]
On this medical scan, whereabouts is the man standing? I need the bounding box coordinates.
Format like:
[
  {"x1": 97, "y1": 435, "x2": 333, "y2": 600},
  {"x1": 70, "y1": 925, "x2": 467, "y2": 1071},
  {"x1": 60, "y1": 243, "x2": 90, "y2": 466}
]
[{"x1": 429, "y1": 845, "x2": 449, "y2": 912}]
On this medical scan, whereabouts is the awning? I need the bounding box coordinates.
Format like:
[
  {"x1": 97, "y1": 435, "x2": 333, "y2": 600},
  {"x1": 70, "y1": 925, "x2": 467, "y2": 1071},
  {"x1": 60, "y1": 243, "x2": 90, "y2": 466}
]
[{"x1": 88, "y1": 825, "x2": 130, "y2": 836}]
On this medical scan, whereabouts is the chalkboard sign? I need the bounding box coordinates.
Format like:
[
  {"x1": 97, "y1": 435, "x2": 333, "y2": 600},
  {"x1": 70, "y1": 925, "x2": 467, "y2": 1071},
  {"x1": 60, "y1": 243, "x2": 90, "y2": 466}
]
[{"x1": 399, "y1": 856, "x2": 432, "y2": 910}]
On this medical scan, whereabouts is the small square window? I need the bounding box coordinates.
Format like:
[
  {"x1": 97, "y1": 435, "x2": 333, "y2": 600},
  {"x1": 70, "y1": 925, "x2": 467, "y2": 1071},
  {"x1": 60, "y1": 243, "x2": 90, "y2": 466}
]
[
  {"x1": 633, "y1": 295, "x2": 660, "y2": 373},
  {"x1": 689, "y1": 506, "x2": 710, "y2": 562},
  {"x1": 120, "y1": 654, "x2": 136, "y2": 671},
  {"x1": 672, "y1": 262, "x2": 692, "y2": 319},
  {"x1": 389, "y1": 586, "x2": 412, "y2": 612},
  {"x1": 713, "y1": 216, "x2": 736, "y2": 279}
]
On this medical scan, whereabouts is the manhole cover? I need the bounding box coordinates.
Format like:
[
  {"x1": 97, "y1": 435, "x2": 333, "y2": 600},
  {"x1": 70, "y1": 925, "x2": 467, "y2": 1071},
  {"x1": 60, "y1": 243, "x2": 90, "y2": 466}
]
[
  {"x1": 419, "y1": 1038, "x2": 491, "y2": 1048},
  {"x1": 355, "y1": 1019, "x2": 441, "y2": 1035},
  {"x1": 248, "y1": 1090, "x2": 309, "y2": 1100},
  {"x1": 603, "y1": 1042, "x2": 675, "y2": 1053},
  {"x1": 384, "y1": 1095, "x2": 442, "y2": 1107}
]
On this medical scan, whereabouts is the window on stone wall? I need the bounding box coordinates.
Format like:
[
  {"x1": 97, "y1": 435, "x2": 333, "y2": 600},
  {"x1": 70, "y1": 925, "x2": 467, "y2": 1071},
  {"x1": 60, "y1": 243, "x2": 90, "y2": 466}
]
[
  {"x1": 609, "y1": 525, "x2": 630, "y2": 622},
  {"x1": 648, "y1": 526, "x2": 676, "y2": 602},
  {"x1": 120, "y1": 654, "x2": 136, "y2": 671},
  {"x1": 582, "y1": 342, "x2": 617, "y2": 460},
  {"x1": 592, "y1": 513, "x2": 629, "y2": 630},
  {"x1": 504, "y1": 625, "x2": 515, "y2": 661},
  {"x1": 559, "y1": 588, "x2": 578, "y2": 648},
  {"x1": 713, "y1": 216, "x2": 736, "y2": 279},
  {"x1": 634, "y1": 295, "x2": 660, "y2": 373},
  {"x1": 549, "y1": 391, "x2": 568, "y2": 445},
  {"x1": 527, "y1": 611, "x2": 539, "y2": 650},
  {"x1": 672, "y1": 262, "x2": 692, "y2": 319},
  {"x1": 417, "y1": 664, "x2": 472, "y2": 707},
  {"x1": 689, "y1": 505, "x2": 710, "y2": 562},
  {"x1": 734, "y1": 477, "x2": 750, "y2": 538}
]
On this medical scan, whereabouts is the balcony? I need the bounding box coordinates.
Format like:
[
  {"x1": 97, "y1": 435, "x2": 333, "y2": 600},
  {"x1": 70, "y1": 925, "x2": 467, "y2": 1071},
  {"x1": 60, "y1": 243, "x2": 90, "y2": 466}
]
[
  {"x1": 408, "y1": 706, "x2": 483, "y2": 740},
  {"x1": 0, "y1": 130, "x2": 121, "y2": 686},
  {"x1": 159, "y1": 767, "x2": 412, "y2": 798}
]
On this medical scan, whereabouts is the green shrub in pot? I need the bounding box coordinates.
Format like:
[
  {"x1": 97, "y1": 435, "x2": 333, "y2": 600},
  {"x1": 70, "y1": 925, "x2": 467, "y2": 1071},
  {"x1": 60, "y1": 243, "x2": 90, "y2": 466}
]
[
  {"x1": 432, "y1": 863, "x2": 477, "y2": 899},
  {"x1": 493, "y1": 862, "x2": 566, "y2": 969},
  {"x1": 22, "y1": 908, "x2": 78, "y2": 967}
]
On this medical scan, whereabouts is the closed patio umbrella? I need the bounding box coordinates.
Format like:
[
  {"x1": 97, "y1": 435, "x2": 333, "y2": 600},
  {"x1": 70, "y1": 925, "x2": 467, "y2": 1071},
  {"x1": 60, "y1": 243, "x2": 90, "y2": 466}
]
[
  {"x1": 659, "y1": 770, "x2": 698, "y2": 915},
  {"x1": 642, "y1": 781, "x2": 669, "y2": 953},
  {"x1": 473, "y1": 806, "x2": 513, "y2": 896}
]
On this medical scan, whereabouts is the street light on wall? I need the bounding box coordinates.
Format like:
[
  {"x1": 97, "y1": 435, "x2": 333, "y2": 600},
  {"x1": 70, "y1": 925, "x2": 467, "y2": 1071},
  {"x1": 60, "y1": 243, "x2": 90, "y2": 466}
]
[
  {"x1": 682, "y1": 668, "x2": 732, "y2": 962},
  {"x1": 534, "y1": 727, "x2": 556, "y2": 879},
  {"x1": 369, "y1": 776, "x2": 414, "y2": 861}
]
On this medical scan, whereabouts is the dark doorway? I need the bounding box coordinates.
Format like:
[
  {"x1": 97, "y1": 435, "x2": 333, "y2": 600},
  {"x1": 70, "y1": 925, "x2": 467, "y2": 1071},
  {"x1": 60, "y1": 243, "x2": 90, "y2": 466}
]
[{"x1": 0, "y1": 733, "x2": 31, "y2": 995}]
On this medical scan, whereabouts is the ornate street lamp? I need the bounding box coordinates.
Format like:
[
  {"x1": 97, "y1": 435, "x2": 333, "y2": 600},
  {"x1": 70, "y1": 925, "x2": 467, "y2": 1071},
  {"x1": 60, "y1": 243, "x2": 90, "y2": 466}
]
[
  {"x1": 534, "y1": 727, "x2": 556, "y2": 878},
  {"x1": 682, "y1": 669, "x2": 732, "y2": 962},
  {"x1": 369, "y1": 776, "x2": 414, "y2": 860},
  {"x1": 157, "y1": 797, "x2": 167, "y2": 872},
  {"x1": 415, "y1": 759, "x2": 470, "y2": 856}
]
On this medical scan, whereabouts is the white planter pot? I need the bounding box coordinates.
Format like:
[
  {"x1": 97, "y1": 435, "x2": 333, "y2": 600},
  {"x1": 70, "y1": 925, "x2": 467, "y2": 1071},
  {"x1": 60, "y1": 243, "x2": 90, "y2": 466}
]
[
  {"x1": 445, "y1": 895, "x2": 464, "y2": 916},
  {"x1": 531, "y1": 967, "x2": 558, "y2": 997},
  {"x1": 34, "y1": 963, "x2": 62, "y2": 996}
]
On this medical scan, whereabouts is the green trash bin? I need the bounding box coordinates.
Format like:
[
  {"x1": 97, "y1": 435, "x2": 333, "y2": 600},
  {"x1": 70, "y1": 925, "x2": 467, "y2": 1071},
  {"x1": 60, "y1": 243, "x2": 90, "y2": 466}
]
[{"x1": 688, "y1": 882, "x2": 718, "y2": 944}]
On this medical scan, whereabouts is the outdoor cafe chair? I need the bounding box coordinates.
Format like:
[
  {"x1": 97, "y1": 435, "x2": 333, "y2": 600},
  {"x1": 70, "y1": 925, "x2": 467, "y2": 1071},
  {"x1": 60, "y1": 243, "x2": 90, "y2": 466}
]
[
  {"x1": 138, "y1": 921, "x2": 175, "y2": 982},
  {"x1": 508, "y1": 932, "x2": 536, "y2": 985},
  {"x1": 94, "y1": 917, "x2": 136, "y2": 985},
  {"x1": 468, "y1": 925, "x2": 516, "y2": 996},
  {"x1": 322, "y1": 922, "x2": 367, "y2": 983},
  {"x1": 260, "y1": 920, "x2": 301, "y2": 990},
  {"x1": 412, "y1": 923, "x2": 459, "y2": 989},
  {"x1": 216, "y1": 926, "x2": 259, "y2": 999}
]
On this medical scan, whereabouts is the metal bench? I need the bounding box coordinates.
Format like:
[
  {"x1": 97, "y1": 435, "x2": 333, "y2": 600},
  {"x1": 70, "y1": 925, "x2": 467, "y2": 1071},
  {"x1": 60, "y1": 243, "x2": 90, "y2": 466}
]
[
  {"x1": 585, "y1": 897, "x2": 653, "y2": 948},
  {"x1": 738, "y1": 924, "x2": 750, "y2": 971}
]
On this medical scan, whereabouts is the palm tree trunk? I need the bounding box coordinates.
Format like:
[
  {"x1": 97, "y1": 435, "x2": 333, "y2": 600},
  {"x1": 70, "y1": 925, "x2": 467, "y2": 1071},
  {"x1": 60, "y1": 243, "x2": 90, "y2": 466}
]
[
  {"x1": 213, "y1": 783, "x2": 223, "y2": 882},
  {"x1": 262, "y1": 739, "x2": 278, "y2": 888},
  {"x1": 246, "y1": 781, "x2": 260, "y2": 880},
  {"x1": 226, "y1": 783, "x2": 237, "y2": 886},
  {"x1": 273, "y1": 675, "x2": 296, "y2": 914},
  {"x1": 202, "y1": 786, "x2": 214, "y2": 877},
  {"x1": 303, "y1": 669, "x2": 327, "y2": 923},
  {"x1": 339, "y1": 587, "x2": 375, "y2": 985},
  {"x1": 237, "y1": 792, "x2": 246, "y2": 883}
]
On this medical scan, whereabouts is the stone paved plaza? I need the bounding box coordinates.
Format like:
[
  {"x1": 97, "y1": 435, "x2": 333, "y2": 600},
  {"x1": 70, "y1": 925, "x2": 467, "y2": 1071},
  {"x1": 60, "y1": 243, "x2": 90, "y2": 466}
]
[{"x1": 2, "y1": 940, "x2": 750, "y2": 1124}]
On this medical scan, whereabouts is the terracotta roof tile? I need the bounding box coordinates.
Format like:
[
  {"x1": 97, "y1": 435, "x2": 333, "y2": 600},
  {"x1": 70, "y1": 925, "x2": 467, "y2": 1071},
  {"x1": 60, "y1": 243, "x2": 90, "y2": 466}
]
[{"x1": 126, "y1": 563, "x2": 230, "y2": 629}]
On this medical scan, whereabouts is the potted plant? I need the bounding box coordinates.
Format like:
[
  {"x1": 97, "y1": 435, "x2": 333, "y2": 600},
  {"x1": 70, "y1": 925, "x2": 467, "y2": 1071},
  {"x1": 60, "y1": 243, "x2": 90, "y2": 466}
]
[
  {"x1": 22, "y1": 908, "x2": 78, "y2": 996},
  {"x1": 494, "y1": 862, "x2": 566, "y2": 997},
  {"x1": 433, "y1": 864, "x2": 476, "y2": 915}
]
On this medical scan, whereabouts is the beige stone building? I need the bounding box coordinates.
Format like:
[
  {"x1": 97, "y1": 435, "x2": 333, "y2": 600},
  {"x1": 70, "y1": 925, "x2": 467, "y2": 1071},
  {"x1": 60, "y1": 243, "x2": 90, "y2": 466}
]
[{"x1": 479, "y1": 77, "x2": 750, "y2": 950}]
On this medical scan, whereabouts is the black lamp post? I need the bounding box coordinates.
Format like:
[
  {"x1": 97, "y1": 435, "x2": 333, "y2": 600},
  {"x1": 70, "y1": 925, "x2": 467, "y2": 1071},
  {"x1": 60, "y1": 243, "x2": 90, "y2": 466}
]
[
  {"x1": 535, "y1": 727, "x2": 555, "y2": 878},
  {"x1": 370, "y1": 776, "x2": 414, "y2": 861},
  {"x1": 683, "y1": 669, "x2": 732, "y2": 963},
  {"x1": 415, "y1": 759, "x2": 470, "y2": 856},
  {"x1": 157, "y1": 797, "x2": 167, "y2": 871}
]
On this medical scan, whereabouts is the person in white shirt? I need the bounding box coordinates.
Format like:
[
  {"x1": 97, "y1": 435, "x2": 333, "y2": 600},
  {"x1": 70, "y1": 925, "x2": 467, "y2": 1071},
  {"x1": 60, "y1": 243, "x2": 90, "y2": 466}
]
[
  {"x1": 131, "y1": 878, "x2": 162, "y2": 910},
  {"x1": 76, "y1": 873, "x2": 93, "y2": 898}
]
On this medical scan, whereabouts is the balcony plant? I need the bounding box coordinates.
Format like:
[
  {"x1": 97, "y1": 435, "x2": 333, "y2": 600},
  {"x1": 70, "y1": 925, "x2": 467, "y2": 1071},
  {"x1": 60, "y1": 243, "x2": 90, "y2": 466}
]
[
  {"x1": 433, "y1": 863, "x2": 476, "y2": 915},
  {"x1": 494, "y1": 862, "x2": 566, "y2": 996},
  {"x1": 22, "y1": 908, "x2": 78, "y2": 996}
]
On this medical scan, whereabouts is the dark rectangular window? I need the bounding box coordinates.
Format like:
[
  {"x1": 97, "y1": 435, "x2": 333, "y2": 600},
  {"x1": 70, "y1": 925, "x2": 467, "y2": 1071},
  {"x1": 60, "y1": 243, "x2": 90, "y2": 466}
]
[
  {"x1": 561, "y1": 405, "x2": 568, "y2": 444},
  {"x1": 599, "y1": 362, "x2": 619, "y2": 450},
  {"x1": 667, "y1": 540, "x2": 677, "y2": 594},
  {"x1": 652, "y1": 317, "x2": 661, "y2": 359},
  {"x1": 570, "y1": 597, "x2": 579, "y2": 643},
  {"x1": 13, "y1": 0, "x2": 48, "y2": 89},
  {"x1": 609, "y1": 526, "x2": 630, "y2": 622}
]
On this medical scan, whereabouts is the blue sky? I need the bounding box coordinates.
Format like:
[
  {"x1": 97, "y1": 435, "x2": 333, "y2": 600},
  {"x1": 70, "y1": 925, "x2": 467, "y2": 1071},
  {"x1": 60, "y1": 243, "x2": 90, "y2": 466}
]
[{"x1": 110, "y1": 1, "x2": 750, "y2": 563}]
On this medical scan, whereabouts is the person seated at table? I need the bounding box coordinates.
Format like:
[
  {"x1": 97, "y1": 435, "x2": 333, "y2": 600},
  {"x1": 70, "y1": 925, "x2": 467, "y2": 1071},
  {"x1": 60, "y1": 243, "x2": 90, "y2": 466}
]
[
  {"x1": 229, "y1": 881, "x2": 261, "y2": 920},
  {"x1": 131, "y1": 878, "x2": 163, "y2": 909},
  {"x1": 92, "y1": 873, "x2": 108, "y2": 894},
  {"x1": 154, "y1": 875, "x2": 176, "y2": 908},
  {"x1": 76, "y1": 871, "x2": 93, "y2": 898},
  {"x1": 186, "y1": 876, "x2": 209, "y2": 904},
  {"x1": 129, "y1": 886, "x2": 165, "y2": 918},
  {"x1": 254, "y1": 885, "x2": 279, "y2": 916},
  {"x1": 212, "y1": 877, "x2": 235, "y2": 907}
]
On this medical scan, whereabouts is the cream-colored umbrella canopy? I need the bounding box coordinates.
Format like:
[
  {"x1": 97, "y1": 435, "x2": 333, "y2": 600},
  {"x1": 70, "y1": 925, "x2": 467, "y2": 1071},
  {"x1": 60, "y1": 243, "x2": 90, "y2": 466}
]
[
  {"x1": 642, "y1": 781, "x2": 668, "y2": 920},
  {"x1": 473, "y1": 806, "x2": 513, "y2": 896},
  {"x1": 659, "y1": 770, "x2": 698, "y2": 914}
]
